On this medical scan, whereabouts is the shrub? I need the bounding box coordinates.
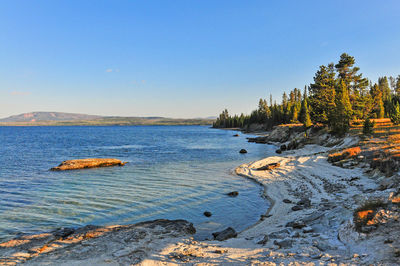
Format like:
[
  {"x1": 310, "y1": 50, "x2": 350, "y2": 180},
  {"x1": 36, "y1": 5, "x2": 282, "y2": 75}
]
[
  {"x1": 328, "y1": 147, "x2": 361, "y2": 162},
  {"x1": 353, "y1": 199, "x2": 386, "y2": 232}
]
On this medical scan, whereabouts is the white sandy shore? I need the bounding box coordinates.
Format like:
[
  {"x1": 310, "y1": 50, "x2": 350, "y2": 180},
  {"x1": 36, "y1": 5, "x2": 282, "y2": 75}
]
[{"x1": 2, "y1": 138, "x2": 399, "y2": 265}]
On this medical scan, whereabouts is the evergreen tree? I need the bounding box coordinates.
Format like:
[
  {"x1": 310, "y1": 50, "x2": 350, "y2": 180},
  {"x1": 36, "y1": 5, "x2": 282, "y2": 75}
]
[
  {"x1": 257, "y1": 98, "x2": 271, "y2": 123},
  {"x1": 335, "y1": 53, "x2": 368, "y2": 120},
  {"x1": 396, "y1": 75, "x2": 400, "y2": 95},
  {"x1": 290, "y1": 104, "x2": 299, "y2": 123},
  {"x1": 299, "y1": 88, "x2": 312, "y2": 127},
  {"x1": 378, "y1": 76, "x2": 391, "y2": 101},
  {"x1": 269, "y1": 94, "x2": 273, "y2": 107},
  {"x1": 390, "y1": 102, "x2": 400, "y2": 125},
  {"x1": 370, "y1": 83, "x2": 385, "y2": 118},
  {"x1": 362, "y1": 118, "x2": 374, "y2": 136},
  {"x1": 331, "y1": 80, "x2": 352, "y2": 135},
  {"x1": 309, "y1": 64, "x2": 336, "y2": 124}
]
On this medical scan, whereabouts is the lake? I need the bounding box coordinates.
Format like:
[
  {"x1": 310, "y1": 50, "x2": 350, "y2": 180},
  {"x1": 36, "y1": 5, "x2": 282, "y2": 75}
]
[{"x1": 0, "y1": 125, "x2": 274, "y2": 241}]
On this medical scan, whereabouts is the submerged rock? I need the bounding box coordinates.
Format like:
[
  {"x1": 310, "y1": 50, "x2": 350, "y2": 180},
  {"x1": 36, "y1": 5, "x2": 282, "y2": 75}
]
[
  {"x1": 212, "y1": 227, "x2": 237, "y2": 241},
  {"x1": 233, "y1": 134, "x2": 240, "y2": 137},
  {"x1": 239, "y1": 149, "x2": 247, "y2": 154},
  {"x1": 51, "y1": 158, "x2": 126, "y2": 171}
]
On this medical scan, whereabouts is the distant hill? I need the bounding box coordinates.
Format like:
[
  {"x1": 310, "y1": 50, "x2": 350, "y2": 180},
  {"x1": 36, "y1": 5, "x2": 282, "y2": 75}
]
[
  {"x1": 0, "y1": 112, "x2": 214, "y2": 126},
  {"x1": 0, "y1": 112, "x2": 102, "y2": 122}
]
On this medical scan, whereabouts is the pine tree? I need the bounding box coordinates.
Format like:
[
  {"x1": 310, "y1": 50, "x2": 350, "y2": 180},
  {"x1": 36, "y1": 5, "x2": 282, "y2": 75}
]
[
  {"x1": 396, "y1": 75, "x2": 400, "y2": 95},
  {"x1": 309, "y1": 64, "x2": 336, "y2": 124},
  {"x1": 331, "y1": 80, "x2": 353, "y2": 135},
  {"x1": 299, "y1": 88, "x2": 312, "y2": 127},
  {"x1": 378, "y1": 76, "x2": 391, "y2": 101},
  {"x1": 370, "y1": 83, "x2": 385, "y2": 118},
  {"x1": 257, "y1": 98, "x2": 271, "y2": 123},
  {"x1": 390, "y1": 102, "x2": 400, "y2": 125},
  {"x1": 362, "y1": 118, "x2": 374, "y2": 136},
  {"x1": 335, "y1": 53, "x2": 368, "y2": 120},
  {"x1": 290, "y1": 104, "x2": 299, "y2": 123}
]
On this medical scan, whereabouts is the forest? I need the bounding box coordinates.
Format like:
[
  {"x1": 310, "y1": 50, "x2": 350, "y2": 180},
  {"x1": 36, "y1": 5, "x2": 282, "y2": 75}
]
[{"x1": 213, "y1": 53, "x2": 400, "y2": 135}]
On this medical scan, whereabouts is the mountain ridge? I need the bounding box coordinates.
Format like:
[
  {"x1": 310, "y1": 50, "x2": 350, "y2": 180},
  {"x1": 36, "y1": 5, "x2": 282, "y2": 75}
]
[{"x1": 0, "y1": 112, "x2": 214, "y2": 126}]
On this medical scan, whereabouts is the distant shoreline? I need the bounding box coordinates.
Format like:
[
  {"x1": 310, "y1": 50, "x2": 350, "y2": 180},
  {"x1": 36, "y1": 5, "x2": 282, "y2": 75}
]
[{"x1": 0, "y1": 121, "x2": 214, "y2": 127}]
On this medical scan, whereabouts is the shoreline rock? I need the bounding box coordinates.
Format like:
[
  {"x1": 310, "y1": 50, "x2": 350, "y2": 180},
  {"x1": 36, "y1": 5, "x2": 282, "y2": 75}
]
[
  {"x1": 0, "y1": 219, "x2": 195, "y2": 265},
  {"x1": 212, "y1": 227, "x2": 237, "y2": 241}
]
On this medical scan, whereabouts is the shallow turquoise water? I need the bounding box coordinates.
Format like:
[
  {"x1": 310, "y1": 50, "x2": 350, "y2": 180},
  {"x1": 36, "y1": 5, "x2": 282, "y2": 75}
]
[{"x1": 0, "y1": 126, "x2": 274, "y2": 241}]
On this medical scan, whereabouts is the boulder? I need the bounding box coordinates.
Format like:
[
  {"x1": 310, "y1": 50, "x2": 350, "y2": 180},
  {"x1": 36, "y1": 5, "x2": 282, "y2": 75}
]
[
  {"x1": 268, "y1": 229, "x2": 291, "y2": 239},
  {"x1": 227, "y1": 191, "x2": 239, "y2": 197},
  {"x1": 203, "y1": 211, "x2": 212, "y2": 217},
  {"x1": 297, "y1": 198, "x2": 311, "y2": 208},
  {"x1": 212, "y1": 227, "x2": 237, "y2": 241},
  {"x1": 280, "y1": 144, "x2": 287, "y2": 151},
  {"x1": 53, "y1": 227, "x2": 75, "y2": 239},
  {"x1": 274, "y1": 239, "x2": 293, "y2": 248},
  {"x1": 257, "y1": 235, "x2": 269, "y2": 245},
  {"x1": 51, "y1": 158, "x2": 126, "y2": 171},
  {"x1": 233, "y1": 134, "x2": 239, "y2": 137},
  {"x1": 302, "y1": 226, "x2": 314, "y2": 233},
  {"x1": 239, "y1": 149, "x2": 247, "y2": 154},
  {"x1": 247, "y1": 136, "x2": 268, "y2": 144},
  {"x1": 268, "y1": 126, "x2": 290, "y2": 142},
  {"x1": 275, "y1": 149, "x2": 282, "y2": 154},
  {"x1": 291, "y1": 205, "x2": 303, "y2": 211},
  {"x1": 286, "y1": 220, "x2": 306, "y2": 229},
  {"x1": 287, "y1": 141, "x2": 297, "y2": 150}
]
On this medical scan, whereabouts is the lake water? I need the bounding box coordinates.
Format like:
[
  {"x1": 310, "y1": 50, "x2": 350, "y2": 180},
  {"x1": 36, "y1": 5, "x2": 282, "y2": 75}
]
[{"x1": 0, "y1": 126, "x2": 274, "y2": 241}]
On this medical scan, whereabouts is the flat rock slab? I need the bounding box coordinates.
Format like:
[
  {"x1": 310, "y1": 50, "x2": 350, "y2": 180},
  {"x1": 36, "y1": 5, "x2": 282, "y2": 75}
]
[
  {"x1": 51, "y1": 158, "x2": 126, "y2": 171},
  {"x1": 0, "y1": 219, "x2": 195, "y2": 265}
]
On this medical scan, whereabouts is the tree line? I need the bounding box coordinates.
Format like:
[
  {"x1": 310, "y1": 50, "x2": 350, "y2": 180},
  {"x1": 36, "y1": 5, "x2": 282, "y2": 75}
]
[{"x1": 213, "y1": 53, "x2": 400, "y2": 135}]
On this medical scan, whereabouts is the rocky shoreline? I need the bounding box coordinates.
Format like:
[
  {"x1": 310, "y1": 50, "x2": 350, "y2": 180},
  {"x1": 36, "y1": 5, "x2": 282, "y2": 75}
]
[{"x1": 1, "y1": 125, "x2": 400, "y2": 265}]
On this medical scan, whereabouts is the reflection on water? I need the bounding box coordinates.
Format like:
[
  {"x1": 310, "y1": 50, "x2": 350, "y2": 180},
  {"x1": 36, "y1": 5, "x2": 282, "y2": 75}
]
[{"x1": 0, "y1": 126, "x2": 274, "y2": 241}]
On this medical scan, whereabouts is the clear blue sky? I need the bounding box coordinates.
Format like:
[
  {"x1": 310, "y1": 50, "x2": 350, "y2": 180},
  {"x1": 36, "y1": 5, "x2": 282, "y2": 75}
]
[{"x1": 1, "y1": 0, "x2": 399, "y2": 118}]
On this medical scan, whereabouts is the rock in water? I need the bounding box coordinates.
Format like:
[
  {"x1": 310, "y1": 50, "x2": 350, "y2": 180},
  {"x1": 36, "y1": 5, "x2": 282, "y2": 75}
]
[
  {"x1": 239, "y1": 149, "x2": 247, "y2": 154},
  {"x1": 204, "y1": 211, "x2": 212, "y2": 217},
  {"x1": 51, "y1": 158, "x2": 126, "y2": 171},
  {"x1": 227, "y1": 191, "x2": 239, "y2": 197},
  {"x1": 212, "y1": 227, "x2": 237, "y2": 241},
  {"x1": 233, "y1": 134, "x2": 239, "y2": 137}
]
